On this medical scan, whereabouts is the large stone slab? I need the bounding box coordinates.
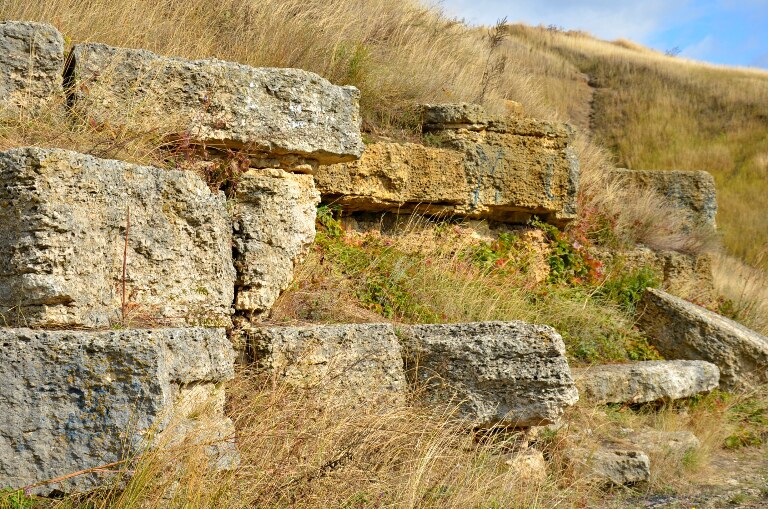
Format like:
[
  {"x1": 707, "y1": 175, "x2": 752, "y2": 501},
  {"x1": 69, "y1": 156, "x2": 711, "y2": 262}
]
[
  {"x1": 573, "y1": 360, "x2": 719, "y2": 405},
  {"x1": 67, "y1": 43, "x2": 364, "y2": 167},
  {"x1": 246, "y1": 324, "x2": 406, "y2": 405},
  {"x1": 0, "y1": 328, "x2": 237, "y2": 495},
  {"x1": 399, "y1": 321, "x2": 579, "y2": 427},
  {"x1": 612, "y1": 168, "x2": 717, "y2": 229},
  {"x1": 233, "y1": 169, "x2": 319, "y2": 323},
  {"x1": 315, "y1": 104, "x2": 579, "y2": 226},
  {"x1": 638, "y1": 288, "x2": 768, "y2": 392},
  {"x1": 0, "y1": 21, "x2": 64, "y2": 117},
  {"x1": 0, "y1": 147, "x2": 235, "y2": 328}
]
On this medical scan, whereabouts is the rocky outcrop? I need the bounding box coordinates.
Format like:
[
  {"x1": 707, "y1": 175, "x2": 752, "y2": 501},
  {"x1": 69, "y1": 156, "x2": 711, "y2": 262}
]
[
  {"x1": 315, "y1": 103, "x2": 579, "y2": 226},
  {"x1": 638, "y1": 288, "x2": 768, "y2": 392},
  {"x1": 233, "y1": 170, "x2": 320, "y2": 323},
  {"x1": 0, "y1": 327, "x2": 237, "y2": 495},
  {"x1": 0, "y1": 21, "x2": 64, "y2": 117},
  {"x1": 567, "y1": 447, "x2": 650, "y2": 485},
  {"x1": 612, "y1": 168, "x2": 717, "y2": 229},
  {"x1": 573, "y1": 360, "x2": 719, "y2": 405},
  {"x1": 399, "y1": 321, "x2": 579, "y2": 427},
  {"x1": 246, "y1": 324, "x2": 406, "y2": 406},
  {"x1": 67, "y1": 43, "x2": 364, "y2": 169},
  {"x1": 0, "y1": 147, "x2": 235, "y2": 328},
  {"x1": 596, "y1": 247, "x2": 716, "y2": 306}
]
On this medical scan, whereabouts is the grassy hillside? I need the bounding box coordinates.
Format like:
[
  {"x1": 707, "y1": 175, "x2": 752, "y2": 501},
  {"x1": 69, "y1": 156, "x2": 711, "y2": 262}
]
[{"x1": 501, "y1": 25, "x2": 768, "y2": 266}]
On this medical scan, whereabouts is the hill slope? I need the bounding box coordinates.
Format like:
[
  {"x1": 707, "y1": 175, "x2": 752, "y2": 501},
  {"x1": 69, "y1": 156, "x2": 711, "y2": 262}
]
[{"x1": 501, "y1": 25, "x2": 768, "y2": 266}]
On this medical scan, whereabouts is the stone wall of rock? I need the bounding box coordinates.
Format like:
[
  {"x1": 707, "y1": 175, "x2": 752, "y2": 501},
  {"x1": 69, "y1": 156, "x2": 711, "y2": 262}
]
[
  {"x1": 612, "y1": 168, "x2": 717, "y2": 229},
  {"x1": 0, "y1": 147, "x2": 235, "y2": 328},
  {"x1": 315, "y1": 103, "x2": 579, "y2": 226},
  {"x1": 0, "y1": 21, "x2": 64, "y2": 117},
  {"x1": 0, "y1": 328, "x2": 237, "y2": 495}
]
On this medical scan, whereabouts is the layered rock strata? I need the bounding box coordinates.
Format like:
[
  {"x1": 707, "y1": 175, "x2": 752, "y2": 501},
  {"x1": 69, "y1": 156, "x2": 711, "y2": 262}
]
[
  {"x1": 399, "y1": 321, "x2": 579, "y2": 427},
  {"x1": 315, "y1": 103, "x2": 579, "y2": 225},
  {"x1": 573, "y1": 360, "x2": 719, "y2": 405},
  {"x1": 0, "y1": 21, "x2": 64, "y2": 117},
  {"x1": 0, "y1": 147, "x2": 235, "y2": 328},
  {"x1": 67, "y1": 43, "x2": 364, "y2": 169},
  {"x1": 638, "y1": 288, "x2": 768, "y2": 392},
  {"x1": 0, "y1": 328, "x2": 237, "y2": 495}
]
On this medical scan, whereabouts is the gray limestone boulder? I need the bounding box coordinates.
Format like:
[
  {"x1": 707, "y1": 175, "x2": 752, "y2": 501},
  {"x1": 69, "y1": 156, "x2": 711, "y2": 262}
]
[
  {"x1": 67, "y1": 43, "x2": 364, "y2": 167},
  {"x1": 573, "y1": 360, "x2": 719, "y2": 405},
  {"x1": 233, "y1": 169, "x2": 320, "y2": 323},
  {"x1": 0, "y1": 328, "x2": 237, "y2": 495},
  {"x1": 0, "y1": 21, "x2": 64, "y2": 117},
  {"x1": 0, "y1": 147, "x2": 235, "y2": 328},
  {"x1": 567, "y1": 447, "x2": 650, "y2": 485},
  {"x1": 421, "y1": 102, "x2": 491, "y2": 129},
  {"x1": 246, "y1": 323, "x2": 406, "y2": 406},
  {"x1": 399, "y1": 321, "x2": 579, "y2": 427},
  {"x1": 638, "y1": 288, "x2": 768, "y2": 392}
]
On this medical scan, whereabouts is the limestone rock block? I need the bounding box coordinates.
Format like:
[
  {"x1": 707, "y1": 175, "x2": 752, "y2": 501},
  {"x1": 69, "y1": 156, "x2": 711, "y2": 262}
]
[
  {"x1": 246, "y1": 323, "x2": 406, "y2": 406},
  {"x1": 573, "y1": 360, "x2": 719, "y2": 405},
  {"x1": 400, "y1": 321, "x2": 579, "y2": 427},
  {"x1": 638, "y1": 288, "x2": 768, "y2": 392},
  {"x1": 316, "y1": 105, "x2": 579, "y2": 225},
  {"x1": 422, "y1": 102, "x2": 491, "y2": 129},
  {"x1": 67, "y1": 43, "x2": 364, "y2": 166},
  {"x1": 0, "y1": 21, "x2": 64, "y2": 116},
  {"x1": 612, "y1": 168, "x2": 717, "y2": 229},
  {"x1": 233, "y1": 169, "x2": 320, "y2": 322},
  {"x1": 0, "y1": 328, "x2": 237, "y2": 495},
  {"x1": 567, "y1": 447, "x2": 650, "y2": 485},
  {"x1": 0, "y1": 147, "x2": 235, "y2": 328}
]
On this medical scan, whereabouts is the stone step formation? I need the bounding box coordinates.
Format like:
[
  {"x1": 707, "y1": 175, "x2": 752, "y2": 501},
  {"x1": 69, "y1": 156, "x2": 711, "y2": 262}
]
[{"x1": 1, "y1": 19, "x2": 765, "y2": 495}]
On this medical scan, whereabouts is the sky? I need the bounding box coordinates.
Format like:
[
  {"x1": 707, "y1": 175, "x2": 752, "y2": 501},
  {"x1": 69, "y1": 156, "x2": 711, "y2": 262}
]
[{"x1": 436, "y1": 0, "x2": 768, "y2": 69}]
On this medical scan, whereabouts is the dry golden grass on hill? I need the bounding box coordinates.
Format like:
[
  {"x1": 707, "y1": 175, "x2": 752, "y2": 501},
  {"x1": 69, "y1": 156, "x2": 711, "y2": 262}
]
[{"x1": 502, "y1": 25, "x2": 768, "y2": 267}]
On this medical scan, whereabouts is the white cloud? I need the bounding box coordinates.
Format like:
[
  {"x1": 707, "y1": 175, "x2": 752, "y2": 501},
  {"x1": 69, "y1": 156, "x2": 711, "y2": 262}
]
[
  {"x1": 680, "y1": 34, "x2": 715, "y2": 60},
  {"x1": 435, "y1": 0, "x2": 694, "y2": 42}
]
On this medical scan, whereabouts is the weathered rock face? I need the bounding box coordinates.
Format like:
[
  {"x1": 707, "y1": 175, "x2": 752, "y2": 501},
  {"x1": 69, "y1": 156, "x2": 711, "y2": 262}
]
[
  {"x1": 246, "y1": 324, "x2": 406, "y2": 406},
  {"x1": 232, "y1": 169, "x2": 320, "y2": 323},
  {"x1": 0, "y1": 147, "x2": 235, "y2": 328},
  {"x1": 612, "y1": 168, "x2": 717, "y2": 229},
  {"x1": 0, "y1": 21, "x2": 64, "y2": 116},
  {"x1": 596, "y1": 247, "x2": 716, "y2": 306},
  {"x1": 400, "y1": 321, "x2": 579, "y2": 427},
  {"x1": 638, "y1": 288, "x2": 768, "y2": 392},
  {"x1": 567, "y1": 447, "x2": 650, "y2": 485},
  {"x1": 67, "y1": 43, "x2": 364, "y2": 168},
  {"x1": 573, "y1": 360, "x2": 719, "y2": 405},
  {"x1": 0, "y1": 328, "x2": 237, "y2": 495},
  {"x1": 315, "y1": 104, "x2": 579, "y2": 226}
]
